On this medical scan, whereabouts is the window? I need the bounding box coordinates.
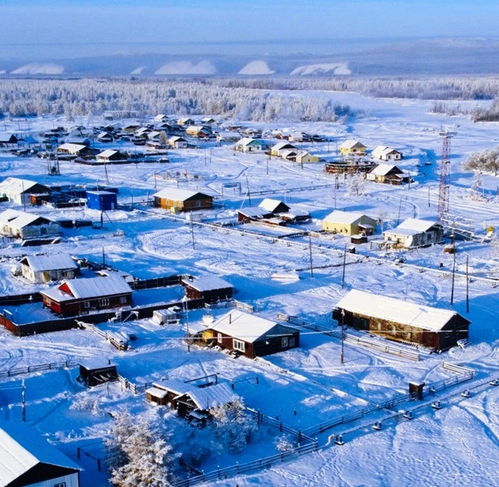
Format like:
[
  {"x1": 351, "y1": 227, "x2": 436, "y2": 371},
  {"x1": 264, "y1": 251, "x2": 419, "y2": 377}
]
[
  {"x1": 82, "y1": 301, "x2": 90, "y2": 309},
  {"x1": 54, "y1": 483, "x2": 66, "y2": 487},
  {"x1": 100, "y1": 297, "x2": 110, "y2": 307},
  {"x1": 233, "y1": 339, "x2": 245, "y2": 352},
  {"x1": 120, "y1": 295, "x2": 128, "y2": 304},
  {"x1": 217, "y1": 333, "x2": 222, "y2": 344},
  {"x1": 281, "y1": 337, "x2": 289, "y2": 348}
]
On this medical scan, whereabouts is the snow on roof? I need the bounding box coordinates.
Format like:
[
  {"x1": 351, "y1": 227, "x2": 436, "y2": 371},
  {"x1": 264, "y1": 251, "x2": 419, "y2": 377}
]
[
  {"x1": 238, "y1": 206, "x2": 271, "y2": 218},
  {"x1": 97, "y1": 149, "x2": 120, "y2": 158},
  {"x1": 57, "y1": 142, "x2": 87, "y2": 152},
  {"x1": 258, "y1": 198, "x2": 289, "y2": 213},
  {"x1": 210, "y1": 309, "x2": 279, "y2": 343},
  {"x1": 335, "y1": 289, "x2": 466, "y2": 331},
  {"x1": 372, "y1": 145, "x2": 400, "y2": 156},
  {"x1": 153, "y1": 187, "x2": 211, "y2": 201},
  {"x1": 168, "y1": 136, "x2": 187, "y2": 143},
  {"x1": 79, "y1": 358, "x2": 115, "y2": 370},
  {"x1": 397, "y1": 218, "x2": 440, "y2": 233},
  {"x1": 340, "y1": 139, "x2": 366, "y2": 149},
  {"x1": 0, "y1": 420, "x2": 80, "y2": 486},
  {"x1": 0, "y1": 209, "x2": 53, "y2": 228},
  {"x1": 280, "y1": 149, "x2": 298, "y2": 158},
  {"x1": 41, "y1": 275, "x2": 132, "y2": 302},
  {"x1": 236, "y1": 137, "x2": 264, "y2": 146},
  {"x1": 272, "y1": 141, "x2": 296, "y2": 151},
  {"x1": 323, "y1": 210, "x2": 372, "y2": 225},
  {"x1": 22, "y1": 253, "x2": 77, "y2": 272},
  {"x1": 369, "y1": 163, "x2": 402, "y2": 176},
  {"x1": 187, "y1": 383, "x2": 237, "y2": 410},
  {"x1": 182, "y1": 275, "x2": 232, "y2": 292},
  {"x1": 0, "y1": 177, "x2": 44, "y2": 194},
  {"x1": 146, "y1": 386, "x2": 168, "y2": 399},
  {"x1": 153, "y1": 379, "x2": 193, "y2": 396}
]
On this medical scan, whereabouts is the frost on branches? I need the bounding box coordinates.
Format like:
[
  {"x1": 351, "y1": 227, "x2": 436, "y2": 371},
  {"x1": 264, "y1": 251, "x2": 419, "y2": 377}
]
[
  {"x1": 210, "y1": 398, "x2": 257, "y2": 453},
  {"x1": 464, "y1": 148, "x2": 499, "y2": 176},
  {"x1": 105, "y1": 410, "x2": 177, "y2": 487}
]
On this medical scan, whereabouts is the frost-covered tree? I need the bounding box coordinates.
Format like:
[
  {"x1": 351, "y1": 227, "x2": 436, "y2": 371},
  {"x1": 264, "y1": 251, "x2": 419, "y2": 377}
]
[
  {"x1": 275, "y1": 434, "x2": 294, "y2": 452},
  {"x1": 464, "y1": 148, "x2": 499, "y2": 176},
  {"x1": 105, "y1": 410, "x2": 176, "y2": 487},
  {"x1": 209, "y1": 399, "x2": 257, "y2": 453},
  {"x1": 348, "y1": 174, "x2": 365, "y2": 196}
]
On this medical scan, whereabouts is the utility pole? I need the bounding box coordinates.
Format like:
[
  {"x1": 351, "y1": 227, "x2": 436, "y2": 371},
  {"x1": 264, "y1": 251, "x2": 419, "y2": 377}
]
[
  {"x1": 450, "y1": 233, "x2": 457, "y2": 305},
  {"x1": 266, "y1": 155, "x2": 269, "y2": 175},
  {"x1": 341, "y1": 243, "x2": 347, "y2": 288},
  {"x1": 245, "y1": 175, "x2": 252, "y2": 206},
  {"x1": 340, "y1": 309, "x2": 345, "y2": 365},
  {"x1": 308, "y1": 235, "x2": 314, "y2": 277},
  {"x1": 104, "y1": 163, "x2": 109, "y2": 184},
  {"x1": 21, "y1": 379, "x2": 26, "y2": 422},
  {"x1": 190, "y1": 215, "x2": 195, "y2": 249},
  {"x1": 102, "y1": 247, "x2": 106, "y2": 267},
  {"x1": 428, "y1": 186, "x2": 431, "y2": 207},
  {"x1": 466, "y1": 255, "x2": 470, "y2": 313}
]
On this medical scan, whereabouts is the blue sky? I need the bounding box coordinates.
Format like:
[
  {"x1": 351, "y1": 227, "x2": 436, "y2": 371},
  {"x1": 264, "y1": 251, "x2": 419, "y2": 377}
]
[{"x1": 2, "y1": 0, "x2": 499, "y2": 58}]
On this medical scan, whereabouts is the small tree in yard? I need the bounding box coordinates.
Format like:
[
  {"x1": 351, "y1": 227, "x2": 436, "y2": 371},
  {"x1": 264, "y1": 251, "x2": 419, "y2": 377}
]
[
  {"x1": 210, "y1": 399, "x2": 257, "y2": 453},
  {"x1": 105, "y1": 410, "x2": 176, "y2": 487},
  {"x1": 275, "y1": 434, "x2": 294, "y2": 452}
]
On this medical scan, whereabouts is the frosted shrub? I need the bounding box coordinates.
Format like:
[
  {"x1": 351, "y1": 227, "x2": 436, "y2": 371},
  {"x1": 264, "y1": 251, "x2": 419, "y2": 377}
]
[
  {"x1": 275, "y1": 434, "x2": 294, "y2": 452},
  {"x1": 70, "y1": 395, "x2": 101, "y2": 415}
]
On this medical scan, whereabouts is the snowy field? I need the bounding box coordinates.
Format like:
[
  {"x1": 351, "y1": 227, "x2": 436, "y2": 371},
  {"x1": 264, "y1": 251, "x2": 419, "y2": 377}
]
[{"x1": 0, "y1": 89, "x2": 498, "y2": 486}]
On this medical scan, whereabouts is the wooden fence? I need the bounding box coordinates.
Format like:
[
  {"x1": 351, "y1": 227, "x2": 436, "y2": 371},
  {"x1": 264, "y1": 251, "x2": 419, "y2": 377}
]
[{"x1": 0, "y1": 360, "x2": 78, "y2": 379}]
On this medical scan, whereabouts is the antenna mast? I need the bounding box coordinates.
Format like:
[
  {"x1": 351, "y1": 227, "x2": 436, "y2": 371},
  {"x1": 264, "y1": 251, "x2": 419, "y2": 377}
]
[{"x1": 438, "y1": 130, "x2": 455, "y2": 222}]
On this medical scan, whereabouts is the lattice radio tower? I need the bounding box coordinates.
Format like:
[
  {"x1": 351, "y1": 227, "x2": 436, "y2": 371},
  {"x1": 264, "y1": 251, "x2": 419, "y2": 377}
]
[{"x1": 438, "y1": 130, "x2": 454, "y2": 221}]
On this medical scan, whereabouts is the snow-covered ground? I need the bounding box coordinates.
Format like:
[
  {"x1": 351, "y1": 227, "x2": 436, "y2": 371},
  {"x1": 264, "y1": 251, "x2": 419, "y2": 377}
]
[{"x1": 0, "y1": 89, "x2": 497, "y2": 486}]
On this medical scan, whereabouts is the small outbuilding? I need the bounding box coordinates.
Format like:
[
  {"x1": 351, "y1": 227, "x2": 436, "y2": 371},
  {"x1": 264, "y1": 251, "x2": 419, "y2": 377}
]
[
  {"x1": 332, "y1": 289, "x2": 470, "y2": 351},
  {"x1": 182, "y1": 275, "x2": 233, "y2": 303},
  {"x1": 86, "y1": 190, "x2": 118, "y2": 211},
  {"x1": 79, "y1": 359, "x2": 118, "y2": 387},
  {"x1": 20, "y1": 253, "x2": 79, "y2": 283},
  {"x1": 322, "y1": 210, "x2": 377, "y2": 236},
  {"x1": 153, "y1": 188, "x2": 213, "y2": 212}
]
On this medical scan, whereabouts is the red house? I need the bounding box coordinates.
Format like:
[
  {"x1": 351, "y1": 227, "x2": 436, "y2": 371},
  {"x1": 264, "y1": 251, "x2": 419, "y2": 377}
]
[{"x1": 40, "y1": 275, "x2": 133, "y2": 317}]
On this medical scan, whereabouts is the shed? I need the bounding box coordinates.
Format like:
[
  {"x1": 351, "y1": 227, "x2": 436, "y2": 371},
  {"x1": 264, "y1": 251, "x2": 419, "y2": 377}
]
[
  {"x1": 0, "y1": 420, "x2": 81, "y2": 487},
  {"x1": 79, "y1": 359, "x2": 118, "y2": 387},
  {"x1": 153, "y1": 188, "x2": 213, "y2": 212},
  {"x1": 204, "y1": 310, "x2": 299, "y2": 358},
  {"x1": 322, "y1": 210, "x2": 377, "y2": 235},
  {"x1": 332, "y1": 289, "x2": 470, "y2": 351},
  {"x1": 181, "y1": 276, "x2": 233, "y2": 303},
  {"x1": 86, "y1": 190, "x2": 118, "y2": 211}
]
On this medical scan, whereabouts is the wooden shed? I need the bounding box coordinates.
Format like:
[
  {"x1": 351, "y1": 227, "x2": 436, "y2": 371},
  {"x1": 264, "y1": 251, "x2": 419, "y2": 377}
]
[
  {"x1": 181, "y1": 275, "x2": 233, "y2": 303},
  {"x1": 332, "y1": 289, "x2": 470, "y2": 351},
  {"x1": 153, "y1": 188, "x2": 213, "y2": 212},
  {"x1": 79, "y1": 360, "x2": 118, "y2": 387}
]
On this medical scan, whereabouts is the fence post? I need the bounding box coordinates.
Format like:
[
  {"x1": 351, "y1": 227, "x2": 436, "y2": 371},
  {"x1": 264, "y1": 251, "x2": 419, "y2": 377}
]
[{"x1": 76, "y1": 447, "x2": 80, "y2": 459}]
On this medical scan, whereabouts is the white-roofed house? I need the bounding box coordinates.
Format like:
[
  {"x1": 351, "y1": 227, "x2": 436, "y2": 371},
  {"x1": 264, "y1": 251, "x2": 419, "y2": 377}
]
[
  {"x1": 383, "y1": 218, "x2": 444, "y2": 248},
  {"x1": 295, "y1": 150, "x2": 320, "y2": 164},
  {"x1": 40, "y1": 275, "x2": 133, "y2": 317},
  {"x1": 332, "y1": 289, "x2": 470, "y2": 351},
  {"x1": 339, "y1": 139, "x2": 367, "y2": 156},
  {"x1": 270, "y1": 141, "x2": 297, "y2": 157},
  {"x1": 0, "y1": 209, "x2": 60, "y2": 239},
  {"x1": 181, "y1": 275, "x2": 234, "y2": 303},
  {"x1": 203, "y1": 309, "x2": 300, "y2": 358},
  {"x1": 322, "y1": 210, "x2": 377, "y2": 236},
  {"x1": 185, "y1": 125, "x2": 212, "y2": 138},
  {"x1": 233, "y1": 138, "x2": 267, "y2": 152},
  {"x1": 56, "y1": 143, "x2": 89, "y2": 156},
  {"x1": 146, "y1": 380, "x2": 238, "y2": 420},
  {"x1": 153, "y1": 188, "x2": 213, "y2": 212},
  {"x1": 96, "y1": 131, "x2": 114, "y2": 143},
  {"x1": 258, "y1": 198, "x2": 290, "y2": 214},
  {"x1": 371, "y1": 145, "x2": 403, "y2": 161},
  {"x1": 96, "y1": 149, "x2": 128, "y2": 163},
  {"x1": 20, "y1": 253, "x2": 79, "y2": 283},
  {"x1": 168, "y1": 136, "x2": 188, "y2": 148},
  {"x1": 0, "y1": 420, "x2": 81, "y2": 487},
  {"x1": 366, "y1": 163, "x2": 410, "y2": 184},
  {"x1": 177, "y1": 117, "x2": 195, "y2": 126},
  {"x1": 0, "y1": 177, "x2": 50, "y2": 205}
]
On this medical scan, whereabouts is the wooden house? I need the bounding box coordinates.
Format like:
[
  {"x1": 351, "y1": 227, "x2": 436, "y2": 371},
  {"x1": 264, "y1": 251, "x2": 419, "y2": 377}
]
[
  {"x1": 181, "y1": 275, "x2": 233, "y2": 303},
  {"x1": 383, "y1": 219, "x2": 444, "y2": 248},
  {"x1": 204, "y1": 310, "x2": 299, "y2": 358},
  {"x1": 322, "y1": 210, "x2": 377, "y2": 236},
  {"x1": 280, "y1": 149, "x2": 299, "y2": 161},
  {"x1": 0, "y1": 209, "x2": 60, "y2": 239},
  {"x1": 168, "y1": 136, "x2": 188, "y2": 148},
  {"x1": 146, "y1": 380, "x2": 237, "y2": 419},
  {"x1": 96, "y1": 149, "x2": 128, "y2": 163},
  {"x1": 0, "y1": 134, "x2": 18, "y2": 146},
  {"x1": 333, "y1": 289, "x2": 470, "y2": 351},
  {"x1": 371, "y1": 146, "x2": 403, "y2": 161},
  {"x1": 96, "y1": 131, "x2": 114, "y2": 143},
  {"x1": 20, "y1": 253, "x2": 79, "y2": 283},
  {"x1": 366, "y1": 164, "x2": 410, "y2": 184},
  {"x1": 79, "y1": 360, "x2": 118, "y2": 387},
  {"x1": 237, "y1": 206, "x2": 272, "y2": 223},
  {"x1": 0, "y1": 420, "x2": 81, "y2": 487},
  {"x1": 339, "y1": 139, "x2": 367, "y2": 156},
  {"x1": 185, "y1": 125, "x2": 212, "y2": 138},
  {"x1": 271, "y1": 141, "x2": 297, "y2": 157},
  {"x1": 56, "y1": 143, "x2": 89, "y2": 157},
  {"x1": 177, "y1": 117, "x2": 195, "y2": 126},
  {"x1": 201, "y1": 117, "x2": 216, "y2": 124},
  {"x1": 295, "y1": 150, "x2": 320, "y2": 163},
  {"x1": 258, "y1": 198, "x2": 290, "y2": 214},
  {"x1": 153, "y1": 188, "x2": 213, "y2": 212},
  {"x1": 154, "y1": 114, "x2": 169, "y2": 123},
  {"x1": 40, "y1": 275, "x2": 132, "y2": 317},
  {"x1": 0, "y1": 177, "x2": 50, "y2": 205},
  {"x1": 234, "y1": 138, "x2": 267, "y2": 152}
]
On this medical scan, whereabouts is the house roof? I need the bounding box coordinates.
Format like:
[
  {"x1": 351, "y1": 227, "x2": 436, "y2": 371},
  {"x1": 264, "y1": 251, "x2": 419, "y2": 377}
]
[
  {"x1": 146, "y1": 386, "x2": 168, "y2": 399},
  {"x1": 153, "y1": 188, "x2": 211, "y2": 202},
  {"x1": 335, "y1": 289, "x2": 468, "y2": 332},
  {"x1": 57, "y1": 143, "x2": 87, "y2": 153},
  {"x1": 237, "y1": 207, "x2": 271, "y2": 219},
  {"x1": 323, "y1": 210, "x2": 374, "y2": 225},
  {"x1": 182, "y1": 276, "x2": 232, "y2": 292},
  {"x1": 0, "y1": 177, "x2": 46, "y2": 195},
  {"x1": 397, "y1": 218, "x2": 439, "y2": 233},
  {"x1": 0, "y1": 420, "x2": 80, "y2": 486},
  {"x1": 340, "y1": 139, "x2": 366, "y2": 150},
  {"x1": 372, "y1": 146, "x2": 400, "y2": 157},
  {"x1": 258, "y1": 198, "x2": 289, "y2": 213},
  {"x1": 0, "y1": 209, "x2": 53, "y2": 229},
  {"x1": 187, "y1": 383, "x2": 236, "y2": 410},
  {"x1": 237, "y1": 137, "x2": 264, "y2": 147},
  {"x1": 369, "y1": 163, "x2": 403, "y2": 176},
  {"x1": 41, "y1": 275, "x2": 132, "y2": 302},
  {"x1": 21, "y1": 254, "x2": 78, "y2": 273},
  {"x1": 210, "y1": 309, "x2": 284, "y2": 343},
  {"x1": 153, "y1": 379, "x2": 193, "y2": 396},
  {"x1": 272, "y1": 141, "x2": 296, "y2": 151},
  {"x1": 97, "y1": 149, "x2": 122, "y2": 159},
  {"x1": 280, "y1": 149, "x2": 298, "y2": 159},
  {"x1": 168, "y1": 136, "x2": 187, "y2": 143}
]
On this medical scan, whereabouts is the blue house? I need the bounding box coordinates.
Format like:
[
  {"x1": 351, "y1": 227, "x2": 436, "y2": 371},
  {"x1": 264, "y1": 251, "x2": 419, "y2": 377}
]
[{"x1": 86, "y1": 190, "x2": 117, "y2": 211}]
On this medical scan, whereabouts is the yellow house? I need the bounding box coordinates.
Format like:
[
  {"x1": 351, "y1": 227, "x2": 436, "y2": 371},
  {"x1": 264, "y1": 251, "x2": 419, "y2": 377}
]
[
  {"x1": 295, "y1": 150, "x2": 320, "y2": 163},
  {"x1": 339, "y1": 139, "x2": 367, "y2": 156},
  {"x1": 322, "y1": 210, "x2": 377, "y2": 235}
]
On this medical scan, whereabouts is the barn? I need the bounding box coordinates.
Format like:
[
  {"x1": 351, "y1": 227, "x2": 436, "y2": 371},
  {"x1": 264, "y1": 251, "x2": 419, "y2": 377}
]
[
  {"x1": 0, "y1": 209, "x2": 60, "y2": 239},
  {"x1": 0, "y1": 177, "x2": 50, "y2": 205},
  {"x1": 322, "y1": 210, "x2": 377, "y2": 236},
  {"x1": 20, "y1": 253, "x2": 79, "y2": 283},
  {"x1": 153, "y1": 188, "x2": 213, "y2": 212},
  {"x1": 181, "y1": 275, "x2": 233, "y2": 303},
  {"x1": 146, "y1": 380, "x2": 237, "y2": 419},
  {"x1": 332, "y1": 289, "x2": 470, "y2": 351},
  {"x1": 86, "y1": 190, "x2": 118, "y2": 211},
  {"x1": 204, "y1": 310, "x2": 300, "y2": 358},
  {"x1": 40, "y1": 275, "x2": 133, "y2": 317},
  {"x1": 0, "y1": 420, "x2": 81, "y2": 487}
]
